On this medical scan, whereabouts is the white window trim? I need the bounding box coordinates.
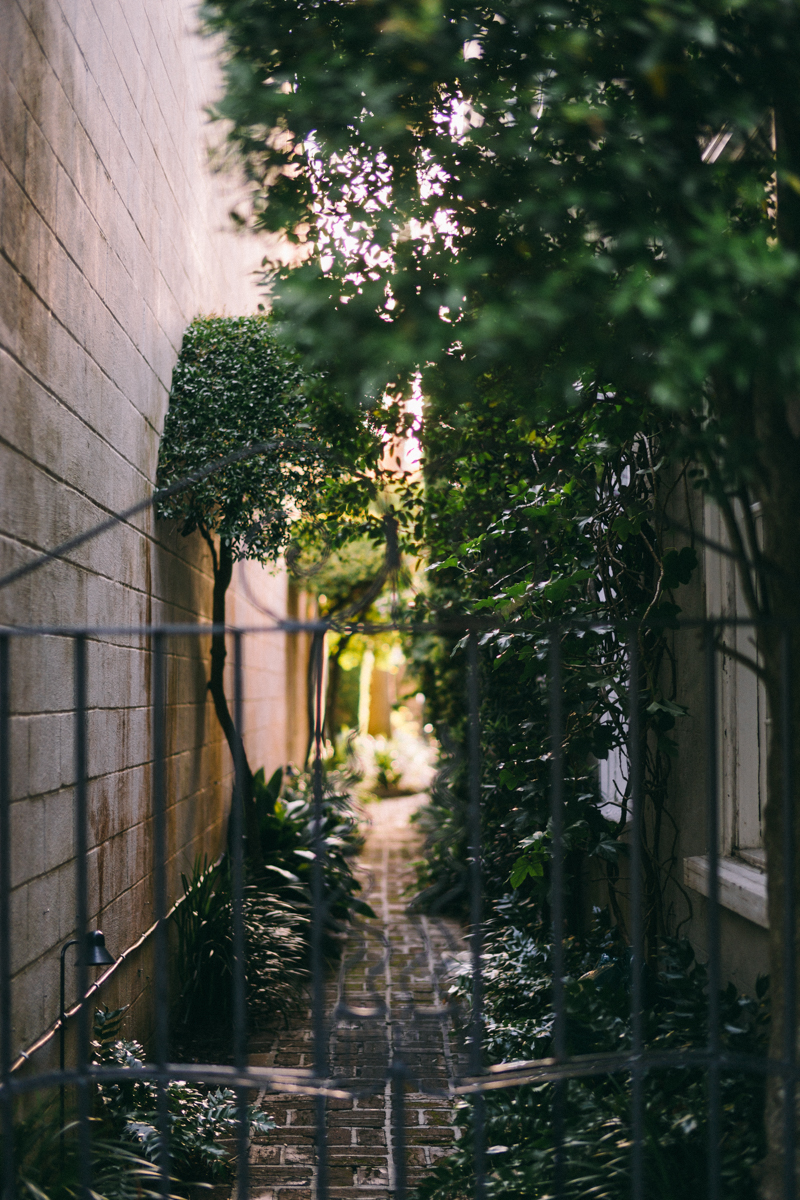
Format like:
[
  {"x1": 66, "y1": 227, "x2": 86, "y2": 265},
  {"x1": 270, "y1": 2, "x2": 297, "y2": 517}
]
[
  {"x1": 697, "y1": 496, "x2": 768, "y2": 931},
  {"x1": 684, "y1": 854, "x2": 768, "y2": 929}
]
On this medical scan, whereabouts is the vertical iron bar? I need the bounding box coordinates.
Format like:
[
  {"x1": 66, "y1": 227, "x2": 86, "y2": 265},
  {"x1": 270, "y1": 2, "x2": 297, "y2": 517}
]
[
  {"x1": 151, "y1": 633, "x2": 170, "y2": 1193},
  {"x1": 311, "y1": 629, "x2": 328, "y2": 1200},
  {"x1": 231, "y1": 632, "x2": 250, "y2": 1200},
  {"x1": 0, "y1": 635, "x2": 14, "y2": 1200},
  {"x1": 704, "y1": 628, "x2": 721, "y2": 1200},
  {"x1": 781, "y1": 626, "x2": 796, "y2": 1200},
  {"x1": 392, "y1": 1060, "x2": 408, "y2": 1200},
  {"x1": 550, "y1": 631, "x2": 565, "y2": 1200},
  {"x1": 628, "y1": 633, "x2": 644, "y2": 1200},
  {"x1": 73, "y1": 636, "x2": 91, "y2": 1199},
  {"x1": 467, "y1": 632, "x2": 485, "y2": 1200},
  {"x1": 311, "y1": 628, "x2": 326, "y2": 1200}
]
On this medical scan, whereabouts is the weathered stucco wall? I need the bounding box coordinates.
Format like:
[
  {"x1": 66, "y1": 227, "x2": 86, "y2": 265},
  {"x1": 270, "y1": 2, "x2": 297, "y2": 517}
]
[{"x1": 0, "y1": 0, "x2": 295, "y2": 1059}]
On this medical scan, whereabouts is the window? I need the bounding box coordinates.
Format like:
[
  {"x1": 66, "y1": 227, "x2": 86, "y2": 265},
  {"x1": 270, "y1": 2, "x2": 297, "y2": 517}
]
[
  {"x1": 703, "y1": 499, "x2": 767, "y2": 862},
  {"x1": 684, "y1": 499, "x2": 768, "y2": 927}
]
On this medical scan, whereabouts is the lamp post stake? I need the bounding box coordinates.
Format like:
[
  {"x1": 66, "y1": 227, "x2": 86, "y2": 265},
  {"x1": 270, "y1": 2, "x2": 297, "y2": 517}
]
[{"x1": 58, "y1": 931, "x2": 114, "y2": 1158}]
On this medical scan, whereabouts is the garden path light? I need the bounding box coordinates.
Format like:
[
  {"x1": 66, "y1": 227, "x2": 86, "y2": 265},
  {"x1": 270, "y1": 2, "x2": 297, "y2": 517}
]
[{"x1": 59, "y1": 931, "x2": 115, "y2": 1152}]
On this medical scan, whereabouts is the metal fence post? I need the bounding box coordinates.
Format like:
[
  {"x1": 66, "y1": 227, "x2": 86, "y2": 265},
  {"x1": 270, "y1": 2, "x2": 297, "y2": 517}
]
[
  {"x1": 151, "y1": 632, "x2": 170, "y2": 1193},
  {"x1": 311, "y1": 628, "x2": 328, "y2": 1200},
  {"x1": 232, "y1": 631, "x2": 250, "y2": 1200},
  {"x1": 73, "y1": 635, "x2": 92, "y2": 1200},
  {"x1": 467, "y1": 631, "x2": 485, "y2": 1200},
  {"x1": 550, "y1": 629, "x2": 565, "y2": 1200},
  {"x1": 781, "y1": 626, "x2": 796, "y2": 1200},
  {"x1": 704, "y1": 627, "x2": 721, "y2": 1200},
  {"x1": 0, "y1": 635, "x2": 13, "y2": 1200},
  {"x1": 628, "y1": 632, "x2": 644, "y2": 1200}
]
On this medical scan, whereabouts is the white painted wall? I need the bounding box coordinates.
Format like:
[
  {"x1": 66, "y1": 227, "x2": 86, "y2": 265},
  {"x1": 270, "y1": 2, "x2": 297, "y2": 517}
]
[{"x1": 0, "y1": 0, "x2": 294, "y2": 1056}]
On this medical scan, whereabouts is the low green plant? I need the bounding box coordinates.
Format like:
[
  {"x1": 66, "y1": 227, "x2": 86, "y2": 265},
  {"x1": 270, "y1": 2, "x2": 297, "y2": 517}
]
[
  {"x1": 174, "y1": 854, "x2": 308, "y2": 1031},
  {"x1": 416, "y1": 912, "x2": 768, "y2": 1200},
  {"x1": 12, "y1": 1097, "x2": 170, "y2": 1200},
  {"x1": 92, "y1": 1007, "x2": 273, "y2": 1186},
  {"x1": 374, "y1": 749, "x2": 402, "y2": 793},
  {"x1": 8, "y1": 1005, "x2": 266, "y2": 1200},
  {"x1": 254, "y1": 765, "x2": 376, "y2": 934},
  {"x1": 174, "y1": 765, "x2": 373, "y2": 1033}
]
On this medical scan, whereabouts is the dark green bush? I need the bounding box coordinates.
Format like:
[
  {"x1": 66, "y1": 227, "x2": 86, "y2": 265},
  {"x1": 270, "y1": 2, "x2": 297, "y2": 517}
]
[
  {"x1": 9, "y1": 1007, "x2": 271, "y2": 1200},
  {"x1": 409, "y1": 752, "x2": 470, "y2": 917},
  {"x1": 12, "y1": 1098, "x2": 168, "y2": 1200},
  {"x1": 256, "y1": 765, "x2": 375, "y2": 933},
  {"x1": 174, "y1": 765, "x2": 373, "y2": 1033},
  {"x1": 416, "y1": 914, "x2": 768, "y2": 1200},
  {"x1": 173, "y1": 854, "x2": 308, "y2": 1031},
  {"x1": 92, "y1": 1007, "x2": 272, "y2": 1187},
  {"x1": 156, "y1": 315, "x2": 330, "y2": 558}
]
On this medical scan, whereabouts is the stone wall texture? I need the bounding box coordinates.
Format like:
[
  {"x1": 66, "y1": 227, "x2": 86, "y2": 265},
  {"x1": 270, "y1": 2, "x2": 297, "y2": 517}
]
[{"x1": 0, "y1": 0, "x2": 298, "y2": 1060}]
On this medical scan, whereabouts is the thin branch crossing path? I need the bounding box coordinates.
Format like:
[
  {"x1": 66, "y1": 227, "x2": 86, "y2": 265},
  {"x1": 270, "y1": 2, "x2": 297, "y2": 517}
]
[{"x1": 244, "y1": 794, "x2": 465, "y2": 1199}]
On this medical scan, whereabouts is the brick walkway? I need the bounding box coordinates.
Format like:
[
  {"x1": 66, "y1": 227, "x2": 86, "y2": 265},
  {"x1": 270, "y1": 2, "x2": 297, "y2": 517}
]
[{"x1": 244, "y1": 794, "x2": 465, "y2": 1199}]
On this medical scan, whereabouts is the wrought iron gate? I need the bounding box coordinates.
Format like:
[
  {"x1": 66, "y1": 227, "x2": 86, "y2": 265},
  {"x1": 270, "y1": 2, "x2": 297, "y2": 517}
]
[{"x1": 0, "y1": 517, "x2": 796, "y2": 1200}]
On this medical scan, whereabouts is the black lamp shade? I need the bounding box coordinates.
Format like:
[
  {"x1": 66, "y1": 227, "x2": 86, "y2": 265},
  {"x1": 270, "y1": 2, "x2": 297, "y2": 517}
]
[{"x1": 85, "y1": 930, "x2": 114, "y2": 967}]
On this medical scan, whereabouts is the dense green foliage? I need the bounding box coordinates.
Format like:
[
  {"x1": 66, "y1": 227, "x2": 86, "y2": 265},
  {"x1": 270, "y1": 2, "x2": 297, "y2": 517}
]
[
  {"x1": 194, "y1": 4, "x2": 795, "y2": 928},
  {"x1": 256, "y1": 765, "x2": 376, "y2": 928},
  {"x1": 156, "y1": 315, "x2": 332, "y2": 557},
  {"x1": 173, "y1": 855, "x2": 308, "y2": 1031},
  {"x1": 91, "y1": 1007, "x2": 273, "y2": 1187},
  {"x1": 410, "y1": 386, "x2": 696, "y2": 946},
  {"x1": 12, "y1": 1103, "x2": 167, "y2": 1200},
  {"x1": 200, "y1": 1, "x2": 799, "y2": 418},
  {"x1": 405, "y1": 380, "x2": 772, "y2": 1197},
  {"x1": 415, "y1": 915, "x2": 768, "y2": 1200},
  {"x1": 174, "y1": 766, "x2": 372, "y2": 1034},
  {"x1": 155, "y1": 313, "x2": 393, "y2": 570},
  {"x1": 10, "y1": 1009, "x2": 272, "y2": 1200}
]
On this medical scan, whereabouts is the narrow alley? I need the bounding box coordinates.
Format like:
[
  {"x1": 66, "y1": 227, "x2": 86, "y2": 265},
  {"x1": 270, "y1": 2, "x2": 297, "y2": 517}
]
[{"x1": 244, "y1": 794, "x2": 466, "y2": 1199}]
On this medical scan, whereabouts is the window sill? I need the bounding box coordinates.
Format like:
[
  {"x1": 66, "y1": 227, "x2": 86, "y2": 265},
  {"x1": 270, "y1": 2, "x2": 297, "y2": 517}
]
[{"x1": 683, "y1": 855, "x2": 768, "y2": 929}]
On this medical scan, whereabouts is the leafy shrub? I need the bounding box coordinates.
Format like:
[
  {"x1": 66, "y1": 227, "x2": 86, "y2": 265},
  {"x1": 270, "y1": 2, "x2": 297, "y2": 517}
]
[
  {"x1": 12, "y1": 1098, "x2": 168, "y2": 1200},
  {"x1": 416, "y1": 912, "x2": 768, "y2": 1200},
  {"x1": 92, "y1": 1007, "x2": 272, "y2": 1187},
  {"x1": 156, "y1": 315, "x2": 329, "y2": 561},
  {"x1": 255, "y1": 765, "x2": 375, "y2": 934},
  {"x1": 374, "y1": 748, "x2": 402, "y2": 793},
  {"x1": 409, "y1": 751, "x2": 470, "y2": 916},
  {"x1": 174, "y1": 765, "x2": 372, "y2": 1033},
  {"x1": 174, "y1": 854, "x2": 308, "y2": 1031},
  {"x1": 9, "y1": 1006, "x2": 269, "y2": 1200}
]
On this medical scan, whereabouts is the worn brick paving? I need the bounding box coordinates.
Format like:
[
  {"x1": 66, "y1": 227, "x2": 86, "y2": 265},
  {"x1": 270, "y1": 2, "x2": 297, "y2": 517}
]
[{"x1": 243, "y1": 794, "x2": 465, "y2": 1199}]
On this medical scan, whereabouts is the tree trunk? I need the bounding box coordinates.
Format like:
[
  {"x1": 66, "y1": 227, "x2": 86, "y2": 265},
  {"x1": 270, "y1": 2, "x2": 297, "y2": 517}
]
[{"x1": 207, "y1": 538, "x2": 264, "y2": 872}]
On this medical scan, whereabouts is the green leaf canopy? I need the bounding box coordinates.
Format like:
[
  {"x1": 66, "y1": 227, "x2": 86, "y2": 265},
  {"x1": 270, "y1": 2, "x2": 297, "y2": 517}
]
[
  {"x1": 200, "y1": 0, "x2": 800, "y2": 417},
  {"x1": 156, "y1": 315, "x2": 330, "y2": 561}
]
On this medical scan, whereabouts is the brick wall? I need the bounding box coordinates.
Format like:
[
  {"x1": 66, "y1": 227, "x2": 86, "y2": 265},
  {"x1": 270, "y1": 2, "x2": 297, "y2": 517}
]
[{"x1": 0, "y1": 0, "x2": 295, "y2": 1057}]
